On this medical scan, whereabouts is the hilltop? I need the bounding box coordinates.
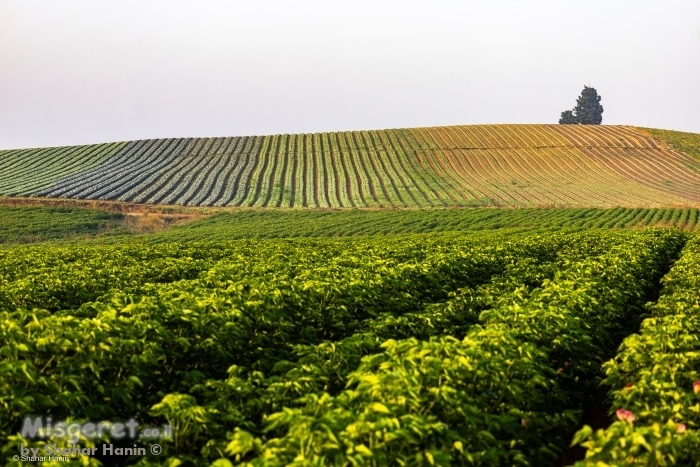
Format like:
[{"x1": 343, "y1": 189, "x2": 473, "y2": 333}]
[{"x1": 1, "y1": 124, "x2": 699, "y2": 208}]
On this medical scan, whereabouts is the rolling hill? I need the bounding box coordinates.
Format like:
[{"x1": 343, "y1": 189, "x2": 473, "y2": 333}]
[{"x1": 1, "y1": 124, "x2": 700, "y2": 208}]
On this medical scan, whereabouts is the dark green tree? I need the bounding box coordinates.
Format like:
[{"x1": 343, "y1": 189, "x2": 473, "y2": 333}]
[
  {"x1": 558, "y1": 110, "x2": 578, "y2": 124},
  {"x1": 558, "y1": 85, "x2": 604, "y2": 125},
  {"x1": 574, "y1": 86, "x2": 604, "y2": 124}
]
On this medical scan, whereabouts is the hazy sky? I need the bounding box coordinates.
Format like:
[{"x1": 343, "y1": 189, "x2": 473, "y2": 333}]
[{"x1": 1, "y1": 0, "x2": 699, "y2": 149}]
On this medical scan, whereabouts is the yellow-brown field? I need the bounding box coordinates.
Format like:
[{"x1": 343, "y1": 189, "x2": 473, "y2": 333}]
[{"x1": 1, "y1": 124, "x2": 699, "y2": 208}]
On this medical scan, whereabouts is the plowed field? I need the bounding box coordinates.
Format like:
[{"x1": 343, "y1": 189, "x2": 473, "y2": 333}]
[{"x1": 1, "y1": 125, "x2": 699, "y2": 208}]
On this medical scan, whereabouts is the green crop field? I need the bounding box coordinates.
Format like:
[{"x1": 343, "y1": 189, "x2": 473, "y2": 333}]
[
  {"x1": 2, "y1": 125, "x2": 700, "y2": 208},
  {"x1": 0, "y1": 205, "x2": 126, "y2": 243},
  {"x1": 157, "y1": 206, "x2": 700, "y2": 241},
  {"x1": 3, "y1": 228, "x2": 699, "y2": 466},
  {"x1": 3, "y1": 123, "x2": 700, "y2": 466},
  {"x1": 3, "y1": 205, "x2": 700, "y2": 244}
]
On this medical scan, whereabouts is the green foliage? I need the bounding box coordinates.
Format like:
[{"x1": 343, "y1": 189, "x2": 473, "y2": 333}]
[
  {"x1": 560, "y1": 86, "x2": 604, "y2": 125},
  {"x1": 231, "y1": 229, "x2": 683, "y2": 466},
  {"x1": 640, "y1": 127, "x2": 700, "y2": 162},
  {"x1": 152, "y1": 207, "x2": 700, "y2": 242},
  {"x1": 1, "y1": 232, "x2": 564, "y2": 463},
  {"x1": 559, "y1": 110, "x2": 579, "y2": 125},
  {"x1": 574, "y1": 86, "x2": 604, "y2": 125},
  {"x1": 573, "y1": 235, "x2": 700, "y2": 466},
  {"x1": 3, "y1": 206, "x2": 700, "y2": 246},
  {"x1": 3, "y1": 205, "x2": 700, "y2": 248},
  {"x1": 0, "y1": 242, "x2": 230, "y2": 311},
  {"x1": 0, "y1": 205, "x2": 125, "y2": 243},
  {"x1": 0, "y1": 228, "x2": 687, "y2": 466}
]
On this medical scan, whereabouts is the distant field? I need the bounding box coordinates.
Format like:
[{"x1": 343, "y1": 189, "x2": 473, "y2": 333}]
[
  {"x1": 2, "y1": 125, "x2": 700, "y2": 208},
  {"x1": 3, "y1": 205, "x2": 699, "y2": 243},
  {"x1": 154, "y1": 206, "x2": 700, "y2": 241},
  {"x1": 0, "y1": 142, "x2": 126, "y2": 196},
  {"x1": 640, "y1": 127, "x2": 700, "y2": 161},
  {"x1": 0, "y1": 205, "x2": 125, "y2": 243}
]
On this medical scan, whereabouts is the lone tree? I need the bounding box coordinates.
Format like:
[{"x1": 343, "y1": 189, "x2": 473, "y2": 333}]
[{"x1": 559, "y1": 85, "x2": 604, "y2": 124}]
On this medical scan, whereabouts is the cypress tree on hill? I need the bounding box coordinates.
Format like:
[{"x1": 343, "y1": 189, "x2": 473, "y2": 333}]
[
  {"x1": 559, "y1": 86, "x2": 604, "y2": 124},
  {"x1": 574, "y1": 86, "x2": 604, "y2": 124}
]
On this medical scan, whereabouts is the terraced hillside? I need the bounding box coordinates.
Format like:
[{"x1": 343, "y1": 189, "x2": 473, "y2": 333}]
[{"x1": 2, "y1": 125, "x2": 700, "y2": 208}]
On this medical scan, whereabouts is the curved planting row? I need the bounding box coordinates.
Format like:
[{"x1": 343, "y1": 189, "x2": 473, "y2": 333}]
[
  {"x1": 551, "y1": 124, "x2": 661, "y2": 149},
  {"x1": 0, "y1": 142, "x2": 125, "y2": 196},
  {"x1": 412, "y1": 126, "x2": 693, "y2": 207},
  {"x1": 3, "y1": 125, "x2": 700, "y2": 207},
  {"x1": 395, "y1": 128, "x2": 461, "y2": 206},
  {"x1": 580, "y1": 146, "x2": 700, "y2": 204},
  {"x1": 88, "y1": 139, "x2": 184, "y2": 200},
  {"x1": 37, "y1": 137, "x2": 264, "y2": 206},
  {"x1": 36, "y1": 139, "x2": 160, "y2": 198},
  {"x1": 115, "y1": 139, "x2": 192, "y2": 202},
  {"x1": 202, "y1": 136, "x2": 261, "y2": 207},
  {"x1": 223, "y1": 229, "x2": 684, "y2": 466},
  {"x1": 368, "y1": 131, "x2": 420, "y2": 206}
]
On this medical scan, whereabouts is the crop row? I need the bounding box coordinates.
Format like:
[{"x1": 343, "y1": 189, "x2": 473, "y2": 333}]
[
  {"x1": 0, "y1": 142, "x2": 125, "y2": 196},
  {"x1": 580, "y1": 146, "x2": 700, "y2": 202},
  {"x1": 410, "y1": 126, "x2": 700, "y2": 206},
  {"x1": 37, "y1": 139, "x2": 188, "y2": 199},
  {"x1": 642, "y1": 127, "x2": 700, "y2": 161},
  {"x1": 1, "y1": 230, "x2": 606, "y2": 466},
  {"x1": 1, "y1": 229, "x2": 688, "y2": 466},
  {"x1": 410, "y1": 125, "x2": 661, "y2": 151},
  {"x1": 6, "y1": 125, "x2": 699, "y2": 208},
  {"x1": 0, "y1": 205, "x2": 124, "y2": 244},
  {"x1": 572, "y1": 235, "x2": 700, "y2": 465},
  {"x1": 227, "y1": 229, "x2": 684, "y2": 466},
  {"x1": 153, "y1": 207, "x2": 700, "y2": 242},
  {"x1": 3, "y1": 205, "x2": 698, "y2": 245}
]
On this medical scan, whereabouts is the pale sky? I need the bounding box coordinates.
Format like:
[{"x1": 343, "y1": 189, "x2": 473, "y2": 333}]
[{"x1": 1, "y1": 0, "x2": 699, "y2": 149}]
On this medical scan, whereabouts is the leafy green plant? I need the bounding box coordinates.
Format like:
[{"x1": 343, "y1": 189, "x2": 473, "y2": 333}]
[
  {"x1": 573, "y1": 235, "x2": 700, "y2": 466},
  {"x1": 0, "y1": 229, "x2": 688, "y2": 466},
  {"x1": 226, "y1": 229, "x2": 684, "y2": 466}
]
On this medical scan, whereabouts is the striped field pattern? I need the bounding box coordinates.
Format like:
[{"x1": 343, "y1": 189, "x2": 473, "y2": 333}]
[
  {"x1": 156, "y1": 207, "x2": 700, "y2": 241},
  {"x1": 1, "y1": 125, "x2": 700, "y2": 207}
]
